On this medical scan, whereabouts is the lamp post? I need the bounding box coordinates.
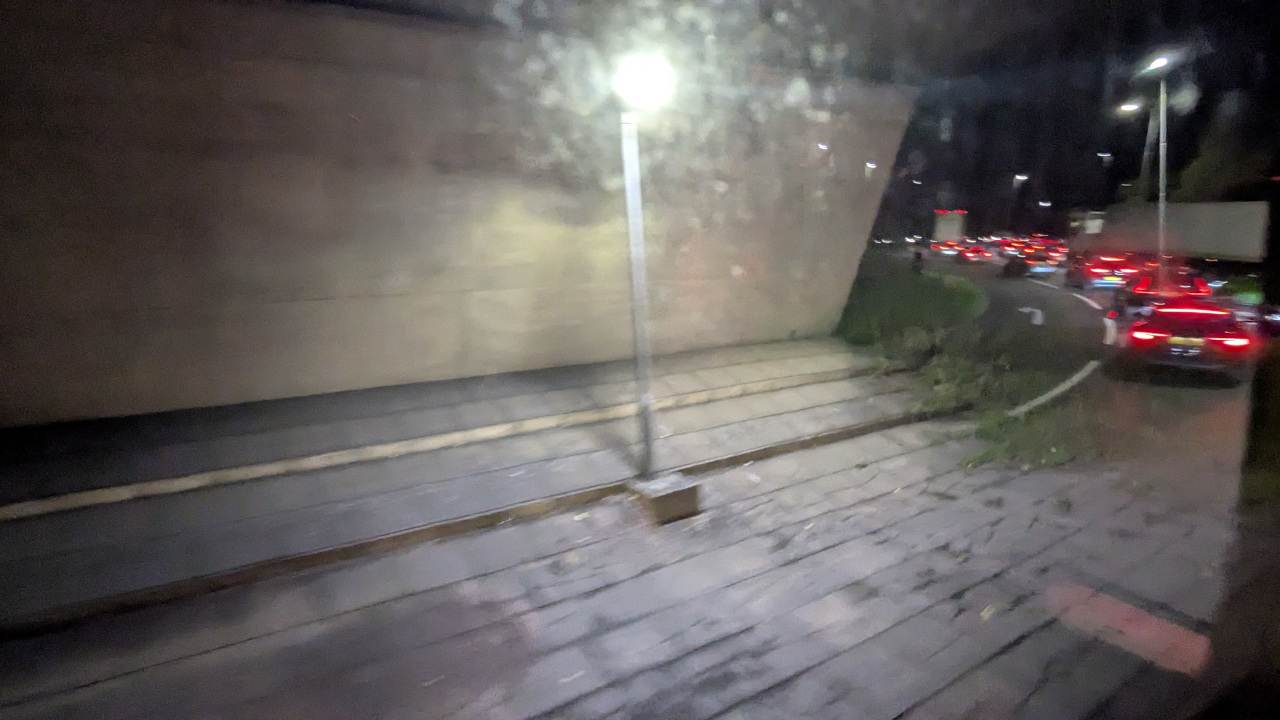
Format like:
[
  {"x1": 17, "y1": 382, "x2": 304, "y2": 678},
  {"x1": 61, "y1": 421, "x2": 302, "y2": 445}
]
[
  {"x1": 612, "y1": 53, "x2": 675, "y2": 478},
  {"x1": 1007, "y1": 174, "x2": 1029, "y2": 233},
  {"x1": 1122, "y1": 49, "x2": 1189, "y2": 281}
]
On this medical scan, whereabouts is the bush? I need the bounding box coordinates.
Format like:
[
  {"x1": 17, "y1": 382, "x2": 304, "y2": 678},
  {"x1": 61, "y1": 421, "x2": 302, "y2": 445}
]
[{"x1": 835, "y1": 268, "x2": 986, "y2": 347}]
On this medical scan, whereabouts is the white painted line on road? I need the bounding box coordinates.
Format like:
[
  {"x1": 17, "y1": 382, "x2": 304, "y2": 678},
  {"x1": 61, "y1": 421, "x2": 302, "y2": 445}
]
[
  {"x1": 1104, "y1": 317, "x2": 1118, "y2": 346},
  {"x1": 1072, "y1": 292, "x2": 1104, "y2": 310},
  {"x1": 1018, "y1": 307, "x2": 1045, "y2": 325},
  {"x1": 1028, "y1": 279, "x2": 1058, "y2": 290},
  {"x1": 1007, "y1": 360, "x2": 1101, "y2": 418}
]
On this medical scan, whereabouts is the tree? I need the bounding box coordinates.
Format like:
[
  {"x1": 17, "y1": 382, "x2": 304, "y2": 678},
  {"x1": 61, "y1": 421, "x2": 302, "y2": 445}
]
[{"x1": 1173, "y1": 92, "x2": 1276, "y2": 202}]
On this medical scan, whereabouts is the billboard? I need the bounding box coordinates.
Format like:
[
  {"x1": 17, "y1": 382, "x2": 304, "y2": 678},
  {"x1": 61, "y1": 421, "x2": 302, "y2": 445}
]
[{"x1": 1088, "y1": 202, "x2": 1269, "y2": 261}]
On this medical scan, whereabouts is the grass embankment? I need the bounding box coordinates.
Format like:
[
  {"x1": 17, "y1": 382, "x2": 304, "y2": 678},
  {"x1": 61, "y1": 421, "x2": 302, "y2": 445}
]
[{"x1": 836, "y1": 253, "x2": 1099, "y2": 468}]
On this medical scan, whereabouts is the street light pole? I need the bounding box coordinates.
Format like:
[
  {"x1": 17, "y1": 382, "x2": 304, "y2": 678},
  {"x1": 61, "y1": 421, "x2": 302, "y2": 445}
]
[
  {"x1": 612, "y1": 53, "x2": 675, "y2": 478},
  {"x1": 1157, "y1": 76, "x2": 1168, "y2": 276},
  {"x1": 619, "y1": 111, "x2": 654, "y2": 477},
  {"x1": 1008, "y1": 174, "x2": 1028, "y2": 233},
  {"x1": 1137, "y1": 110, "x2": 1158, "y2": 201}
]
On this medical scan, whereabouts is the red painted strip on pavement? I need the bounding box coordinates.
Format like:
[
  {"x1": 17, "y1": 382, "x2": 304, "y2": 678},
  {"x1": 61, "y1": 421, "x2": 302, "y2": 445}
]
[{"x1": 1045, "y1": 583, "x2": 1211, "y2": 676}]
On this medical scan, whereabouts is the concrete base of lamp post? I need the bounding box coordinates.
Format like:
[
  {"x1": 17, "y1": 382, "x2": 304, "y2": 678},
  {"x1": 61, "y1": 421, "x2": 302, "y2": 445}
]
[{"x1": 629, "y1": 475, "x2": 701, "y2": 524}]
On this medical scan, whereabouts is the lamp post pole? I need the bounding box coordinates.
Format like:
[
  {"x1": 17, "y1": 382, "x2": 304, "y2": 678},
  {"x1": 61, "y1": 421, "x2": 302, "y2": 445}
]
[
  {"x1": 620, "y1": 111, "x2": 654, "y2": 477},
  {"x1": 1157, "y1": 76, "x2": 1168, "y2": 276}
]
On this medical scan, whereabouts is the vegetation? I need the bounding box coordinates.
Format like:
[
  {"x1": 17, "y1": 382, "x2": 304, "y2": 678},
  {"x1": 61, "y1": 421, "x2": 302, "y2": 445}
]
[
  {"x1": 836, "y1": 251, "x2": 1100, "y2": 469},
  {"x1": 835, "y1": 255, "x2": 986, "y2": 348}
]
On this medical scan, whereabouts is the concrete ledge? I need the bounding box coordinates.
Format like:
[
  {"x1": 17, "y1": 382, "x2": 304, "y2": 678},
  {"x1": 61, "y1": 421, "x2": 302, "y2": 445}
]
[
  {"x1": 670, "y1": 403, "x2": 972, "y2": 476},
  {"x1": 0, "y1": 402, "x2": 969, "y2": 640},
  {"x1": 0, "y1": 365, "x2": 878, "y2": 523}
]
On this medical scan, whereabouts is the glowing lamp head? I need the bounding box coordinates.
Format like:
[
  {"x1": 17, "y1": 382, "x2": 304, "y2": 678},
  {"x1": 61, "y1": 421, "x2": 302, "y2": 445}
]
[{"x1": 613, "y1": 54, "x2": 676, "y2": 111}]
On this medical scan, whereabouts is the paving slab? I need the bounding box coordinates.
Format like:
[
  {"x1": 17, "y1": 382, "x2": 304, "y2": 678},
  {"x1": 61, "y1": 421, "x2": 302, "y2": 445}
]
[
  {"x1": 0, "y1": 357, "x2": 928, "y2": 631},
  {"x1": 0, "y1": 412, "x2": 1240, "y2": 720},
  {"x1": 0, "y1": 339, "x2": 873, "y2": 504}
]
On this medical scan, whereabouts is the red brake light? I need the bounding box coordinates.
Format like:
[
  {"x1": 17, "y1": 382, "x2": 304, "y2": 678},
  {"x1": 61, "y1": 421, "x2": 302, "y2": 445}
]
[
  {"x1": 1131, "y1": 330, "x2": 1170, "y2": 341},
  {"x1": 1090, "y1": 268, "x2": 1109, "y2": 274},
  {"x1": 1156, "y1": 307, "x2": 1231, "y2": 316},
  {"x1": 1100, "y1": 256, "x2": 1124, "y2": 262},
  {"x1": 1211, "y1": 336, "x2": 1251, "y2": 348},
  {"x1": 1189, "y1": 278, "x2": 1211, "y2": 296},
  {"x1": 1133, "y1": 277, "x2": 1156, "y2": 294}
]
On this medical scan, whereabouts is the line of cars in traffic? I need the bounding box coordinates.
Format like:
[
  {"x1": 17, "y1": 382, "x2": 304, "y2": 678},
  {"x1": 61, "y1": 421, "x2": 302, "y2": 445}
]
[
  {"x1": 1073, "y1": 251, "x2": 1268, "y2": 377},
  {"x1": 928, "y1": 235, "x2": 1272, "y2": 378},
  {"x1": 928, "y1": 235, "x2": 1067, "y2": 273}
]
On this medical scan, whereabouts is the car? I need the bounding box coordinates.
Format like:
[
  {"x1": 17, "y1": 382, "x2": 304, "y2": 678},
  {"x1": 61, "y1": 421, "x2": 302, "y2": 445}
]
[
  {"x1": 957, "y1": 244, "x2": 995, "y2": 263},
  {"x1": 1000, "y1": 247, "x2": 1061, "y2": 277},
  {"x1": 930, "y1": 239, "x2": 963, "y2": 256},
  {"x1": 1118, "y1": 300, "x2": 1259, "y2": 377},
  {"x1": 1065, "y1": 250, "x2": 1141, "y2": 289},
  {"x1": 999, "y1": 239, "x2": 1029, "y2": 258},
  {"x1": 1110, "y1": 265, "x2": 1212, "y2": 318}
]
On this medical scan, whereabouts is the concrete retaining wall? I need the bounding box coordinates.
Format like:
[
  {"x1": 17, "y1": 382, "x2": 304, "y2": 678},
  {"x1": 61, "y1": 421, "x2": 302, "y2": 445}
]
[{"x1": 0, "y1": 0, "x2": 914, "y2": 426}]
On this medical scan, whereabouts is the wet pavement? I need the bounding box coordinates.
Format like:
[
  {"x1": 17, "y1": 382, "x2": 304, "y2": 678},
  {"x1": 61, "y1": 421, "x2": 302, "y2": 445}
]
[
  {"x1": 0, "y1": 417, "x2": 1238, "y2": 719},
  {"x1": 0, "y1": 257, "x2": 1266, "y2": 718}
]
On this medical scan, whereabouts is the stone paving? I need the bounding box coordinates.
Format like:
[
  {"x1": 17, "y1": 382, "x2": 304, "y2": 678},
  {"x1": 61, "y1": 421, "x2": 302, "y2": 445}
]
[
  {"x1": 0, "y1": 339, "x2": 870, "y2": 503},
  {"x1": 0, "y1": 418, "x2": 1240, "y2": 719},
  {"x1": 0, "y1": 361, "x2": 920, "y2": 627}
]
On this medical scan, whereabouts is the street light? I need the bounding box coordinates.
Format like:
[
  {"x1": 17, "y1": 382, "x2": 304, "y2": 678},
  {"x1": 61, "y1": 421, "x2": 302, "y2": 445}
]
[
  {"x1": 1039, "y1": 201, "x2": 1053, "y2": 208},
  {"x1": 1131, "y1": 48, "x2": 1190, "y2": 280},
  {"x1": 613, "y1": 53, "x2": 675, "y2": 478},
  {"x1": 1007, "y1": 174, "x2": 1029, "y2": 231},
  {"x1": 1118, "y1": 102, "x2": 1143, "y2": 113}
]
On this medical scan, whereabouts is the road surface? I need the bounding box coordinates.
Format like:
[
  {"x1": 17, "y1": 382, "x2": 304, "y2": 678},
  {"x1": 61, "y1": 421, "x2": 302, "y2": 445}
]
[{"x1": 937, "y1": 253, "x2": 1251, "y2": 512}]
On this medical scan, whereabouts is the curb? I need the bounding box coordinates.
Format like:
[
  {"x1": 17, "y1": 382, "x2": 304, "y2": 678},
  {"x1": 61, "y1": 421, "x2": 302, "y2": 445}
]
[
  {"x1": 0, "y1": 365, "x2": 883, "y2": 523},
  {"x1": 0, "y1": 403, "x2": 965, "y2": 640}
]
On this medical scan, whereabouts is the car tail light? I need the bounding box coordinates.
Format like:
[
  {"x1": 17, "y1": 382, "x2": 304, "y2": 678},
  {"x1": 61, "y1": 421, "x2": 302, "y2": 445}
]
[
  {"x1": 1131, "y1": 330, "x2": 1170, "y2": 341},
  {"x1": 1156, "y1": 307, "x2": 1231, "y2": 316},
  {"x1": 1090, "y1": 267, "x2": 1109, "y2": 274},
  {"x1": 1118, "y1": 268, "x2": 1138, "y2": 274},
  {"x1": 1100, "y1": 256, "x2": 1125, "y2": 262},
  {"x1": 1210, "y1": 336, "x2": 1251, "y2": 348},
  {"x1": 1132, "y1": 277, "x2": 1157, "y2": 294},
  {"x1": 1188, "y1": 278, "x2": 1211, "y2": 296},
  {"x1": 982, "y1": 251, "x2": 992, "y2": 257}
]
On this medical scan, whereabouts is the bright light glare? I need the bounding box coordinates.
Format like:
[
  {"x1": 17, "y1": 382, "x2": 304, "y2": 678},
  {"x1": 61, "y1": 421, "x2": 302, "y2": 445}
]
[
  {"x1": 1097, "y1": 152, "x2": 1112, "y2": 158},
  {"x1": 817, "y1": 142, "x2": 828, "y2": 150},
  {"x1": 1039, "y1": 201, "x2": 1052, "y2": 207},
  {"x1": 912, "y1": 180, "x2": 922, "y2": 185},
  {"x1": 1119, "y1": 102, "x2": 1142, "y2": 113},
  {"x1": 613, "y1": 54, "x2": 676, "y2": 111},
  {"x1": 1149, "y1": 56, "x2": 1170, "y2": 70},
  {"x1": 865, "y1": 162, "x2": 877, "y2": 169},
  {"x1": 1014, "y1": 174, "x2": 1029, "y2": 181}
]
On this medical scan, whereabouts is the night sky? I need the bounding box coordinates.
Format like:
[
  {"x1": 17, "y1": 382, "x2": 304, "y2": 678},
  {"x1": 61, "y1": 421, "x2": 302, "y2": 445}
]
[{"x1": 879, "y1": 0, "x2": 1280, "y2": 243}]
